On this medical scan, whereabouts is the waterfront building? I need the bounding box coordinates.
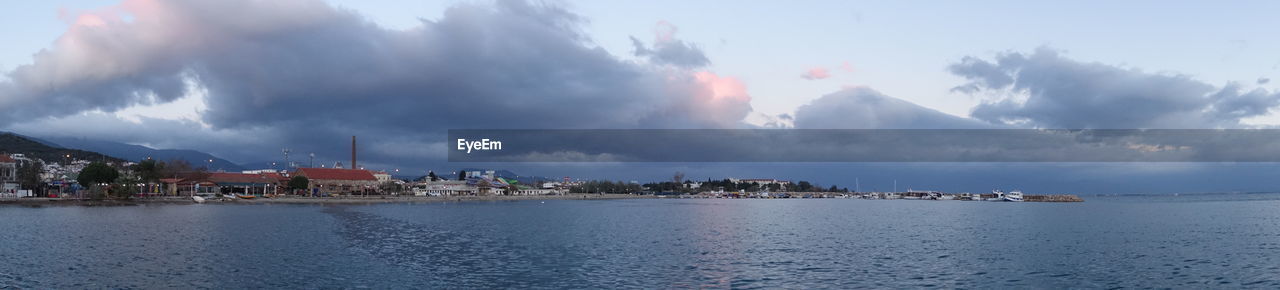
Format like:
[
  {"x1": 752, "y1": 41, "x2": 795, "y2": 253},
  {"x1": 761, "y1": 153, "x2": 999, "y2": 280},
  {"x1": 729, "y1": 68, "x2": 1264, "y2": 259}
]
[
  {"x1": 512, "y1": 187, "x2": 555, "y2": 195},
  {"x1": 410, "y1": 175, "x2": 519, "y2": 196},
  {"x1": 1, "y1": 154, "x2": 16, "y2": 194},
  {"x1": 206, "y1": 172, "x2": 286, "y2": 195},
  {"x1": 412, "y1": 180, "x2": 474, "y2": 196},
  {"x1": 160, "y1": 172, "x2": 287, "y2": 196},
  {"x1": 373, "y1": 171, "x2": 392, "y2": 182},
  {"x1": 729, "y1": 178, "x2": 792, "y2": 186},
  {"x1": 467, "y1": 177, "x2": 509, "y2": 195},
  {"x1": 293, "y1": 167, "x2": 378, "y2": 195}
]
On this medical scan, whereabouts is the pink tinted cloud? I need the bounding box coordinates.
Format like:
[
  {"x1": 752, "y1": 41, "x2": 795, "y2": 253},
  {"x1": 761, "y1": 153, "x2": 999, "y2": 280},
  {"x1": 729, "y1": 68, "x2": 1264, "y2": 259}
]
[
  {"x1": 801, "y1": 67, "x2": 831, "y2": 80},
  {"x1": 840, "y1": 61, "x2": 854, "y2": 73},
  {"x1": 654, "y1": 20, "x2": 677, "y2": 43},
  {"x1": 683, "y1": 71, "x2": 752, "y2": 128}
]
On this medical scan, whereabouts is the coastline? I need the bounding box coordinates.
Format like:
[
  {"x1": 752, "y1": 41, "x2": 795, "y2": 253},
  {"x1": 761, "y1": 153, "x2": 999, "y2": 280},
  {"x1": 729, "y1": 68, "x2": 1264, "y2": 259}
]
[
  {"x1": 0, "y1": 194, "x2": 656, "y2": 206},
  {"x1": 0, "y1": 193, "x2": 1082, "y2": 206}
]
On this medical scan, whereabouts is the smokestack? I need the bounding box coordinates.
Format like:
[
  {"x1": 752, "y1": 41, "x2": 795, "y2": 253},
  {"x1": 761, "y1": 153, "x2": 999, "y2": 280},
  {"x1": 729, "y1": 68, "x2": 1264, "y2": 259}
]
[{"x1": 351, "y1": 136, "x2": 357, "y2": 170}]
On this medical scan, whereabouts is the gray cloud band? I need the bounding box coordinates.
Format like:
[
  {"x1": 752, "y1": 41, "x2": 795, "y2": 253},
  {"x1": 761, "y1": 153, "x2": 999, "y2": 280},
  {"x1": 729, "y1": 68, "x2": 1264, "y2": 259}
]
[{"x1": 449, "y1": 129, "x2": 1280, "y2": 162}]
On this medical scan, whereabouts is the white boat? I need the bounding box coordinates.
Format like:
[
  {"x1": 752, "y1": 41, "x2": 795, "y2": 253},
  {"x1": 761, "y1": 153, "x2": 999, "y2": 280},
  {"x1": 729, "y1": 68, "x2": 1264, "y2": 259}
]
[
  {"x1": 985, "y1": 190, "x2": 1006, "y2": 201},
  {"x1": 1003, "y1": 190, "x2": 1025, "y2": 202},
  {"x1": 192, "y1": 196, "x2": 206, "y2": 203}
]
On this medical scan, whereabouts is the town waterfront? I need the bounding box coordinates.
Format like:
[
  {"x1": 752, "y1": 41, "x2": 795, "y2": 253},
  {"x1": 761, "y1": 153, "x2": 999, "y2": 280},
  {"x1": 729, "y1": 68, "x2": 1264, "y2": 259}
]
[{"x1": 3, "y1": 195, "x2": 1280, "y2": 288}]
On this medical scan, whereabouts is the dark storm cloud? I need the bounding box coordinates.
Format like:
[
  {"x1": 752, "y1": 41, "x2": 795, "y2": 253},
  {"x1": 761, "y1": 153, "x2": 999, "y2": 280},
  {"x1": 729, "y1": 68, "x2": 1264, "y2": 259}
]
[
  {"x1": 792, "y1": 87, "x2": 991, "y2": 129},
  {"x1": 949, "y1": 47, "x2": 1280, "y2": 128},
  {"x1": 0, "y1": 0, "x2": 753, "y2": 168},
  {"x1": 629, "y1": 22, "x2": 711, "y2": 69}
]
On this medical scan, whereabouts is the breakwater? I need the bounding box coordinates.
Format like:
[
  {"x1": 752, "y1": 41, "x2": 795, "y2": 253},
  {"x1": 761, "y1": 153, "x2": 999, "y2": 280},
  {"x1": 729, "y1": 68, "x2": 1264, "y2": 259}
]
[{"x1": 1025, "y1": 194, "x2": 1085, "y2": 202}]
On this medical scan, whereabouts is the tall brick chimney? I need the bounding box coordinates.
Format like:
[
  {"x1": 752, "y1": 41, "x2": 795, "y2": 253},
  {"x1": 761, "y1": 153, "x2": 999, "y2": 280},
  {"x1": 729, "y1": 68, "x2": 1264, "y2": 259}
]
[{"x1": 351, "y1": 136, "x2": 357, "y2": 170}]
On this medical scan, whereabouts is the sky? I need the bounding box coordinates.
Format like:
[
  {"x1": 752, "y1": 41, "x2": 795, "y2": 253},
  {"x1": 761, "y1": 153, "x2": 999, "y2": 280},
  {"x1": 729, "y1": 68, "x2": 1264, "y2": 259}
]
[{"x1": 3, "y1": 0, "x2": 1280, "y2": 193}]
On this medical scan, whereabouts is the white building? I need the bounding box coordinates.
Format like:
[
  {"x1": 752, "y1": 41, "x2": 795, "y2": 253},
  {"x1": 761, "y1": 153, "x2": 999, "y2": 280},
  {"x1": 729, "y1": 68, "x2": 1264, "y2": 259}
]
[
  {"x1": 412, "y1": 180, "x2": 475, "y2": 196},
  {"x1": 513, "y1": 188, "x2": 554, "y2": 195},
  {"x1": 729, "y1": 178, "x2": 792, "y2": 186},
  {"x1": 373, "y1": 171, "x2": 392, "y2": 183}
]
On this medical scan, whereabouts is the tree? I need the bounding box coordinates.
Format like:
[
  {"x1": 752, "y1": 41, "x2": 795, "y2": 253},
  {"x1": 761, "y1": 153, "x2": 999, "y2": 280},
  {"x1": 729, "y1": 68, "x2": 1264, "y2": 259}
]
[
  {"x1": 109, "y1": 174, "x2": 141, "y2": 199},
  {"x1": 673, "y1": 172, "x2": 685, "y2": 184},
  {"x1": 161, "y1": 159, "x2": 193, "y2": 178},
  {"x1": 17, "y1": 160, "x2": 44, "y2": 192},
  {"x1": 458, "y1": 170, "x2": 468, "y2": 180},
  {"x1": 427, "y1": 170, "x2": 439, "y2": 182},
  {"x1": 796, "y1": 181, "x2": 814, "y2": 192},
  {"x1": 288, "y1": 175, "x2": 309, "y2": 191},
  {"x1": 77, "y1": 162, "x2": 119, "y2": 186},
  {"x1": 131, "y1": 159, "x2": 165, "y2": 183}
]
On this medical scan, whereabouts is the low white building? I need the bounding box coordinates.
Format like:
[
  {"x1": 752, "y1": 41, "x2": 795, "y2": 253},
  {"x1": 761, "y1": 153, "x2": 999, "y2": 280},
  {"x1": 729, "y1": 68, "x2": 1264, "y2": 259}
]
[
  {"x1": 373, "y1": 171, "x2": 392, "y2": 183},
  {"x1": 412, "y1": 180, "x2": 475, "y2": 196},
  {"x1": 729, "y1": 178, "x2": 791, "y2": 186},
  {"x1": 512, "y1": 188, "x2": 555, "y2": 195}
]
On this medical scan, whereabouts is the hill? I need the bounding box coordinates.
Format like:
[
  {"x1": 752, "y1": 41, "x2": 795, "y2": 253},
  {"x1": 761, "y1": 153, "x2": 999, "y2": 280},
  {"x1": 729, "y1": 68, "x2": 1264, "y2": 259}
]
[
  {"x1": 40, "y1": 136, "x2": 242, "y2": 171},
  {"x1": 0, "y1": 133, "x2": 125, "y2": 163}
]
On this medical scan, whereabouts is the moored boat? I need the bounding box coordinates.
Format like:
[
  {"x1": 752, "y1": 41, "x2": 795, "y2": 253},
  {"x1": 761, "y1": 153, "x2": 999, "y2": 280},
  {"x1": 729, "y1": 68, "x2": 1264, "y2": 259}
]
[
  {"x1": 985, "y1": 190, "x2": 1006, "y2": 201},
  {"x1": 1003, "y1": 190, "x2": 1024, "y2": 202}
]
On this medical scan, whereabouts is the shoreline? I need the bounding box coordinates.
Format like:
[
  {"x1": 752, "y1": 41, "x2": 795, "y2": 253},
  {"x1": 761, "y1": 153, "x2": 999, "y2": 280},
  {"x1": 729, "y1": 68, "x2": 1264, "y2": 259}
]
[
  {"x1": 0, "y1": 193, "x2": 1083, "y2": 206},
  {"x1": 0, "y1": 194, "x2": 656, "y2": 206}
]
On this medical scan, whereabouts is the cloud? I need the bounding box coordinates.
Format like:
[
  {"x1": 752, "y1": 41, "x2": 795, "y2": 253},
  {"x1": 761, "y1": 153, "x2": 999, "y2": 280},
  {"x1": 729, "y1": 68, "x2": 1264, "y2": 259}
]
[
  {"x1": 0, "y1": 0, "x2": 754, "y2": 167},
  {"x1": 840, "y1": 62, "x2": 854, "y2": 73},
  {"x1": 793, "y1": 87, "x2": 991, "y2": 129},
  {"x1": 800, "y1": 67, "x2": 831, "y2": 80},
  {"x1": 949, "y1": 47, "x2": 1280, "y2": 128},
  {"x1": 629, "y1": 21, "x2": 711, "y2": 68}
]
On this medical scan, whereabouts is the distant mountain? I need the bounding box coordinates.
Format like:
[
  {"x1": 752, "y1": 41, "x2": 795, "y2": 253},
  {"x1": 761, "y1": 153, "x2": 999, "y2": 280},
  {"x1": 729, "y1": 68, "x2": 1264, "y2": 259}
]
[
  {"x1": 40, "y1": 136, "x2": 242, "y2": 171},
  {"x1": 236, "y1": 161, "x2": 294, "y2": 171},
  {"x1": 0, "y1": 133, "x2": 125, "y2": 163}
]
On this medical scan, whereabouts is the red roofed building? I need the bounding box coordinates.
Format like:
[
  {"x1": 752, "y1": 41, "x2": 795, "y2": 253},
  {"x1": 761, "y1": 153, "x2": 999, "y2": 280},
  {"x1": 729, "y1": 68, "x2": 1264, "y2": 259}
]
[
  {"x1": 293, "y1": 168, "x2": 378, "y2": 195},
  {"x1": 163, "y1": 172, "x2": 286, "y2": 196},
  {"x1": 205, "y1": 172, "x2": 286, "y2": 195}
]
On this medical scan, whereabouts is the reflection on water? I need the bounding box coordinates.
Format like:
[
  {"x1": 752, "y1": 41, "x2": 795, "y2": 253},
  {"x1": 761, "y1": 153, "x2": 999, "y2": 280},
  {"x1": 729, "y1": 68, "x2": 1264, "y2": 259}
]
[{"x1": 4, "y1": 196, "x2": 1280, "y2": 288}]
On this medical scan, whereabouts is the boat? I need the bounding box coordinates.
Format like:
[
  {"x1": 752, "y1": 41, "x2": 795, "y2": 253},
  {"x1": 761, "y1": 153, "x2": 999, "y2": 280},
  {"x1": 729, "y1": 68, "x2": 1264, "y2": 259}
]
[
  {"x1": 1003, "y1": 190, "x2": 1025, "y2": 202},
  {"x1": 985, "y1": 190, "x2": 1006, "y2": 201},
  {"x1": 192, "y1": 196, "x2": 206, "y2": 203},
  {"x1": 236, "y1": 194, "x2": 257, "y2": 199}
]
